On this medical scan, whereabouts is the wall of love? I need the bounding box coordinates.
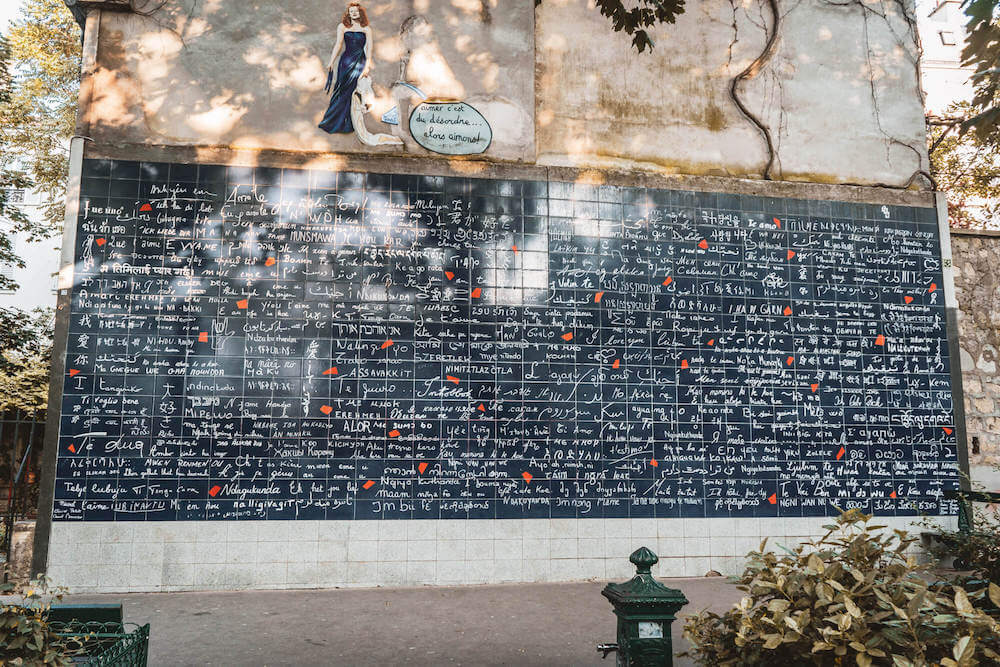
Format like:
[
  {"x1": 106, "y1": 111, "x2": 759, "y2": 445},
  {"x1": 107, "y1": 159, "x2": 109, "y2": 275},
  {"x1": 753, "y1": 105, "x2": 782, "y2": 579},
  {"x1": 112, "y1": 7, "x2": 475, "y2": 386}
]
[{"x1": 53, "y1": 159, "x2": 959, "y2": 523}]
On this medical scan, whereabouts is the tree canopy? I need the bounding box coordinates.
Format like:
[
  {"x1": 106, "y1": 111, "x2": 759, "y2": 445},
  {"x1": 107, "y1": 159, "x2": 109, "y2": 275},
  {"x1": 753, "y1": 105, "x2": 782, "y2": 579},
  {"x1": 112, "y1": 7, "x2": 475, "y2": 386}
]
[
  {"x1": 961, "y1": 0, "x2": 1000, "y2": 146},
  {"x1": 0, "y1": 0, "x2": 79, "y2": 417}
]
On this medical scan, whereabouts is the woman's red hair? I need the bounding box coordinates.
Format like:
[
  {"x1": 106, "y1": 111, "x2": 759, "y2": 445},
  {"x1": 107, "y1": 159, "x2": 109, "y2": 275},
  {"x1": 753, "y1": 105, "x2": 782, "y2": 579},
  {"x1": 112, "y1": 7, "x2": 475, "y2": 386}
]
[{"x1": 342, "y1": 3, "x2": 369, "y2": 27}]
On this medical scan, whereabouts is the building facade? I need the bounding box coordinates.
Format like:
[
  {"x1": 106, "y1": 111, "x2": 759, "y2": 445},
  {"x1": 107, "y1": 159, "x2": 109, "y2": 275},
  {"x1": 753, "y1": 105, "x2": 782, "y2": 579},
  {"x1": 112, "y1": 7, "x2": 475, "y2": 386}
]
[
  {"x1": 0, "y1": 186, "x2": 61, "y2": 313},
  {"x1": 34, "y1": 0, "x2": 964, "y2": 593}
]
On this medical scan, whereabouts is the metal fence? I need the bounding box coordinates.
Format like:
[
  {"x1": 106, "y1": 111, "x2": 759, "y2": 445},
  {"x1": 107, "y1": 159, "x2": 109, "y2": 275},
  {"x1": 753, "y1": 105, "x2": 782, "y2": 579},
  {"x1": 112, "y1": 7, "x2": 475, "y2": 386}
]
[{"x1": 1, "y1": 409, "x2": 44, "y2": 567}]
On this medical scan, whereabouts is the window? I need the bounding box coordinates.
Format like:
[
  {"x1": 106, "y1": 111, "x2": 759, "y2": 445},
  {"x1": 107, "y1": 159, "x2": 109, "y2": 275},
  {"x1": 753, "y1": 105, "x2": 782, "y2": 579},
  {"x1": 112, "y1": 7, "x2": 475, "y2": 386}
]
[{"x1": 940, "y1": 31, "x2": 957, "y2": 46}]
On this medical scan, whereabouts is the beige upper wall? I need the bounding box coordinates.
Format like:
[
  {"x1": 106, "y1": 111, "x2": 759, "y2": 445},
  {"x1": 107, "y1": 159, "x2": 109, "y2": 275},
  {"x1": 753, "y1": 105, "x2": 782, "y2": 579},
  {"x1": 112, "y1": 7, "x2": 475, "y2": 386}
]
[
  {"x1": 80, "y1": 0, "x2": 929, "y2": 187},
  {"x1": 84, "y1": 0, "x2": 535, "y2": 161},
  {"x1": 536, "y1": 0, "x2": 929, "y2": 186}
]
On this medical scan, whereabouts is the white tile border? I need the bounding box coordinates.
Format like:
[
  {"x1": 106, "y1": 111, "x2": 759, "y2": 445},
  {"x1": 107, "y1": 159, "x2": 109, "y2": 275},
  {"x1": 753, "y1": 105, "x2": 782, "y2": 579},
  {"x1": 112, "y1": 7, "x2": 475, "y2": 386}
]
[{"x1": 45, "y1": 516, "x2": 958, "y2": 593}]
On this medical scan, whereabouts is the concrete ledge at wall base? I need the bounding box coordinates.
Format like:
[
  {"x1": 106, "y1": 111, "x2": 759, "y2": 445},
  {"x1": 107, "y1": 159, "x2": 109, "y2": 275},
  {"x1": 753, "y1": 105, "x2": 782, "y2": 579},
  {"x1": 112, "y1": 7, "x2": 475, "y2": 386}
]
[{"x1": 42, "y1": 516, "x2": 957, "y2": 594}]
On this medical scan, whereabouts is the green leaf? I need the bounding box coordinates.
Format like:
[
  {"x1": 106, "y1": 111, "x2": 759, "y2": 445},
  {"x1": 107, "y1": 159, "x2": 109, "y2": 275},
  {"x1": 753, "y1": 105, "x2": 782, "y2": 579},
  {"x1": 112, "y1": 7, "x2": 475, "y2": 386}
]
[
  {"x1": 843, "y1": 597, "x2": 862, "y2": 618},
  {"x1": 989, "y1": 582, "x2": 1000, "y2": 609},
  {"x1": 953, "y1": 636, "x2": 974, "y2": 663},
  {"x1": 954, "y1": 589, "x2": 974, "y2": 615},
  {"x1": 767, "y1": 599, "x2": 790, "y2": 613}
]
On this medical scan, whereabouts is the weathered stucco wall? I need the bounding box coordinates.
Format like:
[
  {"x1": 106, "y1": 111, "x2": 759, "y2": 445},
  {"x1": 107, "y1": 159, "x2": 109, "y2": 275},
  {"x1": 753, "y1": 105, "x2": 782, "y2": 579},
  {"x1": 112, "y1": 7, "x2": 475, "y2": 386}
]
[
  {"x1": 536, "y1": 0, "x2": 929, "y2": 186},
  {"x1": 84, "y1": 0, "x2": 535, "y2": 161},
  {"x1": 952, "y1": 231, "x2": 1000, "y2": 470},
  {"x1": 80, "y1": 0, "x2": 929, "y2": 187}
]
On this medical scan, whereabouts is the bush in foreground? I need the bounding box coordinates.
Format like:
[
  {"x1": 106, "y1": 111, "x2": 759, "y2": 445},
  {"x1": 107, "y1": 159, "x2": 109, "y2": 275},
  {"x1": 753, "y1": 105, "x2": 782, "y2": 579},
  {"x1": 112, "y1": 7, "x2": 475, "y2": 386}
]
[
  {"x1": 682, "y1": 510, "x2": 1000, "y2": 666},
  {"x1": 1, "y1": 573, "x2": 71, "y2": 665}
]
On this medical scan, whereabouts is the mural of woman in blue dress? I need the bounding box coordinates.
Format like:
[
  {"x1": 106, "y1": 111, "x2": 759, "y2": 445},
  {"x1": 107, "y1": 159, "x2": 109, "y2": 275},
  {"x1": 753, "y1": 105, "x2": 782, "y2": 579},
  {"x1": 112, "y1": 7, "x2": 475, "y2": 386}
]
[{"x1": 319, "y1": 3, "x2": 372, "y2": 134}]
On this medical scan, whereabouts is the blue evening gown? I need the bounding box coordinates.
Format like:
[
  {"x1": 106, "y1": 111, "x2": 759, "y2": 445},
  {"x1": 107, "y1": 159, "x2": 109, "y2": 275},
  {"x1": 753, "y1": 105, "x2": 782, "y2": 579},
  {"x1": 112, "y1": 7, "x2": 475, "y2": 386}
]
[{"x1": 319, "y1": 31, "x2": 367, "y2": 134}]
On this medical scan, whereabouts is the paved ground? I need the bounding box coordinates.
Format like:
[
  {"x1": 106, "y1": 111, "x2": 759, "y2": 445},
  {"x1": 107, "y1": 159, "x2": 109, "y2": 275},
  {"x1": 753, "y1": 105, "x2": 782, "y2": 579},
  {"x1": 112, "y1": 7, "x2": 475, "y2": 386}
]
[{"x1": 67, "y1": 577, "x2": 741, "y2": 666}]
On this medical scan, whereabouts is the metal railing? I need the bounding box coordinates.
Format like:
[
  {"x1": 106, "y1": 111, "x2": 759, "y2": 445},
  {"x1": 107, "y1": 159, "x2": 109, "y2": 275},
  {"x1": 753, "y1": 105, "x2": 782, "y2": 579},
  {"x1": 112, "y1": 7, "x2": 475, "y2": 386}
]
[{"x1": 1, "y1": 408, "x2": 44, "y2": 577}]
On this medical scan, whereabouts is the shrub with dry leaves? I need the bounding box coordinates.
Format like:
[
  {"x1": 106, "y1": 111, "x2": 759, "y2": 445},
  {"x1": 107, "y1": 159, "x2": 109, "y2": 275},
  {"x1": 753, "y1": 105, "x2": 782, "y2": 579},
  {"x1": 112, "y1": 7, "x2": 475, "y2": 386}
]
[
  {"x1": 682, "y1": 510, "x2": 1000, "y2": 666},
  {"x1": 0, "y1": 573, "x2": 72, "y2": 666}
]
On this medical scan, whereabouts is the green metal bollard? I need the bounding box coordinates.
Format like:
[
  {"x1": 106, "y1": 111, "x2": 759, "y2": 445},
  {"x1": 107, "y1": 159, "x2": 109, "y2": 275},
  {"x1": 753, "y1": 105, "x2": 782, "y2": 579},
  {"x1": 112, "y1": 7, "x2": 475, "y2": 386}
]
[{"x1": 598, "y1": 546, "x2": 688, "y2": 667}]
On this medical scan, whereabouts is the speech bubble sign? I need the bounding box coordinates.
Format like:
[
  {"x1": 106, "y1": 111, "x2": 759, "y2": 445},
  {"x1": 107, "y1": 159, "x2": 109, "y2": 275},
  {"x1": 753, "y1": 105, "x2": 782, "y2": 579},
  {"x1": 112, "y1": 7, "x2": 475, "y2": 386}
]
[{"x1": 409, "y1": 101, "x2": 492, "y2": 155}]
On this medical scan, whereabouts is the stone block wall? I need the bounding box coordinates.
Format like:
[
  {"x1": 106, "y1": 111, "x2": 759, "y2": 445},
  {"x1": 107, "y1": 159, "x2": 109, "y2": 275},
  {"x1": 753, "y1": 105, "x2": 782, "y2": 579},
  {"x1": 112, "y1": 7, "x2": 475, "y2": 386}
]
[{"x1": 952, "y1": 230, "x2": 1000, "y2": 470}]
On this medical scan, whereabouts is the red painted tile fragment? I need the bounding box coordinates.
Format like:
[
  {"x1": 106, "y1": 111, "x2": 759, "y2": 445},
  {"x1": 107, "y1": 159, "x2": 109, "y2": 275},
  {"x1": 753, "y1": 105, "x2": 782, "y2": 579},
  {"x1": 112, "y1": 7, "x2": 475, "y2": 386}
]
[
  {"x1": 783, "y1": 306, "x2": 792, "y2": 316},
  {"x1": 707, "y1": 339, "x2": 715, "y2": 346},
  {"x1": 680, "y1": 359, "x2": 689, "y2": 370},
  {"x1": 612, "y1": 359, "x2": 620, "y2": 369},
  {"x1": 561, "y1": 332, "x2": 573, "y2": 341},
  {"x1": 363, "y1": 480, "x2": 375, "y2": 490},
  {"x1": 389, "y1": 429, "x2": 401, "y2": 438},
  {"x1": 512, "y1": 245, "x2": 518, "y2": 254},
  {"x1": 943, "y1": 427, "x2": 953, "y2": 435},
  {"x1": 265, "y1": 257, "x2": 276, "y2": 267},
  {"x1": 787, "y1": 250, "x2": 796, "y2": 260},
  {"x1": 662, "y1": 276, "x2": 673, "y2": 286},
  {"x1": 904, "y1": 296, "x2": 914, "y2": 304},
  {"x1": 322, "y1": 366, "x2": 338, "y2": 375},
  {"x1": 471, "y1": 287, "x2": 482, "y2": 298},
  {"x1": 381, "y1": 339, "x2": 394, "y2": 349},
  {"x1": 875, "y1": 334, "x2": 885, "y2": 346},
  {"x1": 445, "y1": 375, "x2": 460, "y2": 385},
  {"x1": 768, "y1": 493, "x2": 777, "y2": 505},
  {"x1": 445, "y1": 271, "x2": 455, "y2": 281},
  {"x1": 650, "y1": 458, "x2": 659, "y2": 468},
  {"x1": 319, "y1": 405, "x2": 333, "y2": 415},
  {"x1": 477, "y1": 403, "x2": 486, "y2": 412},
  {"x1": 595, "y1": 291, "x2": 604, "y2": 303},
  {"x1": 140, "y1": 203, "x2": 153, "y2": 212},
  {"x1": 698, "y1": 239, "x2": 709, "y2": 250},
  {"x1": 773, "y1": 217, "x2": 782, "y2": 228},
  {"x1": 836, "y1": 447, "x2": 846, "y2": 461},
  {"x1": 418, "y1": 462, "x2": 429, "y2": 475},
  {"x1": 198, "y1": 332, "x2": 208, "y2": 342},
  {"x1": 237, "y1": 299, "x2": 248, "y2": 309},
  {"x1": 69, "y1": 369, "x2": 81, "y2": 377},
  {"x1": 68, "y1": 444, "x2": 76, "y2": 453},
  {"x1": 929, "y1": 283, "x2": 937, "y2": 293},
  {"x1": 890, "y1": 491, "x2": 897, "y2": 499},
  {"x1": 209, "y1": 485, "x2": 222, "y2": 497},
  {"x1": 786, "y1": 356, "x2": 795, "y2": 366},
  {"x1": 521, "y1": 472, "x2": 533, "y2": 484},
  {"x1": 810, "y1": 383, "x2": 819, "y2": 393},
  {"x1": 96, "y1": 238, "x2": 107, "y2": 247}
]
